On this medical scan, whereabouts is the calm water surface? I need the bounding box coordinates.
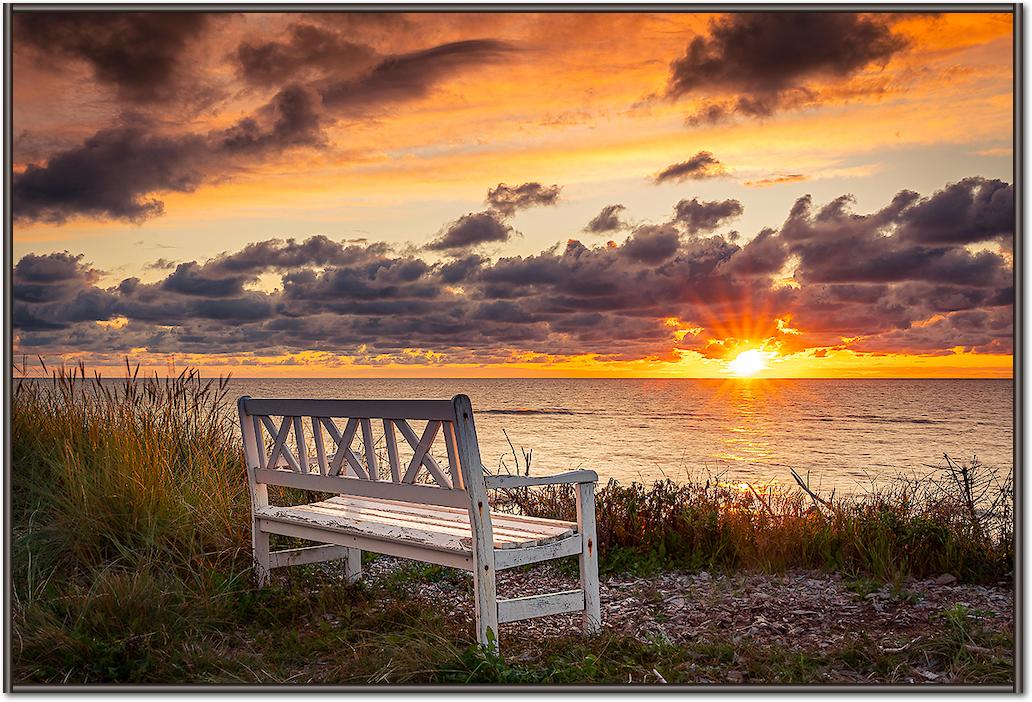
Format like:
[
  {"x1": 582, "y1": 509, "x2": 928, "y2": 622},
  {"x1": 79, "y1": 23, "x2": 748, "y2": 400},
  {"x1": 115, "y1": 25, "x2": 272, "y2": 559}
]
[{"x1": 228, "y1": 378, "x2": 1013, "y2": 493}]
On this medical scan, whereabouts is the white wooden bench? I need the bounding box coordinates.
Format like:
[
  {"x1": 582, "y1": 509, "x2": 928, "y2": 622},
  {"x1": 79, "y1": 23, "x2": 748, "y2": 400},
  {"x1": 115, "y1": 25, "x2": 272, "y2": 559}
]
[{"x1": 237, "y1": 393, "x2": 601, "y2": 650}]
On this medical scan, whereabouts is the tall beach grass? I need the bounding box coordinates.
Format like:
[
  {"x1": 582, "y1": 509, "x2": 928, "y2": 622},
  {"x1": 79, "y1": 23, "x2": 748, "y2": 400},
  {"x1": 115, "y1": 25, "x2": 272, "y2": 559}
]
[{"x1": 498, "y1": 468, "x2": 1013, "y2": 583}]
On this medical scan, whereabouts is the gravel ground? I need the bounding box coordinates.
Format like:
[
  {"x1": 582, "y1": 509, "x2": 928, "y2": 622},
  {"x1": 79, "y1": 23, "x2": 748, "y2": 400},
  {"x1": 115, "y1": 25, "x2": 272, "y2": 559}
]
[{"x1": 362, "y1": 557, "x2": 1013, "y2": 683}]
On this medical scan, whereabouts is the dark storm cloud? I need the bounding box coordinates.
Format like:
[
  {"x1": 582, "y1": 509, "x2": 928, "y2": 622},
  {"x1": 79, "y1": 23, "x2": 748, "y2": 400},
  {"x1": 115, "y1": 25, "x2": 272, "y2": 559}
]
[
  {"x1": 584, "y1": 204, "x2": 627, "y2": 233},
  {"x1": 782, "y1": 182, "x2": 1013, "y2": 290},
  {"x1": 161, "y1": 262, "x2": 254, "y2": 298},
  {"x1": 15, "y1": 12, "x2": 212, "y2": 103},
  {"x1": 848, "y1": 306, "x2": 1013, "y2": 355},
  {"x1": 145, "y1": 258, "x2": 178, "y2": 271},
  {"x1": 440, "y1": 254, "x2": 487, "y2": 283},
  {"x1": 485, "y1": 182, "x2": 562, "y2": 216},
  {"x1": 16, "y1": 289, "x2": 122, "y2": 332},
  {"x1": 683, "y1": 101, "x2": 734, "y2": 127},
  {"x1": 278, "y1": 253, "x2": 439, "y2": 305},
  {"x1": 235, "y1": 23, "x2": 378, "y2": 86},
  {"x1": 187, "y1": 295, "x2": 276, "y2": 322},
  {"x1": 722, "y1": 228, "x2": 788, "y2": 277},
  {"x1": 672, "y1": 197, "x2": 743, "y2": 233},
  {"x1": 13, "y1": 251, "x2": 102, "y2": 303},
  {"x1": 13, "y1": 178, "x2": 1014, "y2": 363},
  {"x1": 12, "y1": 125, "x2": 208, "y2": 223},
  {"x1": 211, "y1": 235, "x2": 390, "y2": 274},
  {"x1": 13, "y1": 86, "x2": 328, "y2": 224},
  {"x1": 620, "y1": 225, "x2": 682, "y2": 264},
  {"x1": 896, "y1": 177, "x2": 1014, "y2": 244},
  {"x1": 426, "y1": 211, "x2": 514, "y2": 251},
  {"x1": 666, "y1": 13, "x2": 908, "y2": 119},
  {"x1": 15, "y1": 32, "x2": 516, "y2": 225},
  {"x1": 320, "y1": 39, "x2": 515, "y2": 112},
  {"x1": 218, "y1": 84, "x2": 327, "y2": 154},
  {"x1": 654, "y1": 152, "x2": 727, "y2": 183}
]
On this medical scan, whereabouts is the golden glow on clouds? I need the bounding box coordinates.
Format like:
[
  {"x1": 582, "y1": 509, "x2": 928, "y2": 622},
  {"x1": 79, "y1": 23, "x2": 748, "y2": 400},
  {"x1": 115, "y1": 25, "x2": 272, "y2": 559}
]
[
  {"x1": 24, "y1": 346, "x2": 1012, "y2": 379},
  {"x1": 11, "y1": 12, "x2": 1015, "y2": 378},
  {"x1": 13, "y1": 13, "x2": 1013, "y2": 236}
]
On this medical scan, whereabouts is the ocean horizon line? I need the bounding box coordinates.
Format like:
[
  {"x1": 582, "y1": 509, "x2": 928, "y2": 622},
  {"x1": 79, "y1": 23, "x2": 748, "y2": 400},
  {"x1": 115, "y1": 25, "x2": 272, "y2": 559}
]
[{"x1": 32, "y1": 375, "x2": 1015, "y2": 381}]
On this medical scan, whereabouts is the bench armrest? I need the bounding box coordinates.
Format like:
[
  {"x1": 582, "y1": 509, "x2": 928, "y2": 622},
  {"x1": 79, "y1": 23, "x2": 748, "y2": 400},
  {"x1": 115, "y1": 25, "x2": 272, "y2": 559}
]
[{"x1": 484, "y1": 470, "x2": 598, "y2": 489}]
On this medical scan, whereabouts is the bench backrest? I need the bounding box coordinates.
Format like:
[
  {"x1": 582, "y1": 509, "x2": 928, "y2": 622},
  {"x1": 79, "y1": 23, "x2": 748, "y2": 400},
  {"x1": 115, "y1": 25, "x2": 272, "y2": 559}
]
[{"x1": 237, "y1": 394, "x2": 486, "y2": 510}]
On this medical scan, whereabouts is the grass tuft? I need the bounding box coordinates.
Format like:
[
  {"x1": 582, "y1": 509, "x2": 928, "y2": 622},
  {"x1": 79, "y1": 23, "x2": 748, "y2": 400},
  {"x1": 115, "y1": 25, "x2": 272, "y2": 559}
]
[{"x1": 496, "y1": 465, "x2": 1012, "y2": 583}]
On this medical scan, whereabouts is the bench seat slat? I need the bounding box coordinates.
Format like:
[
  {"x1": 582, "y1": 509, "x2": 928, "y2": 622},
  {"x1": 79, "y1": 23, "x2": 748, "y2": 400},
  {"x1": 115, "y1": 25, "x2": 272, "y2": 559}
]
[
  {"x1": 315, "y1": 498, "x2": 571, "y2": 544},
  {"x1": 323, "y1": 495, "x2": 577, "y2": 538},
  {"x1": 259, "y1": 518, "x2": 474, "y2": 570},
  {"x1": 256, "y1": 495, "x2": 577, "y2": 552},
  {"x1": 279, "y1": 502, "x2": 539, "y2": 547},
  {"x1": 259, "y1": 509, "x2": 470, "y2": 553},
  {"x1": 327, "y1": 494, "x2": 577, "y2": 531}
]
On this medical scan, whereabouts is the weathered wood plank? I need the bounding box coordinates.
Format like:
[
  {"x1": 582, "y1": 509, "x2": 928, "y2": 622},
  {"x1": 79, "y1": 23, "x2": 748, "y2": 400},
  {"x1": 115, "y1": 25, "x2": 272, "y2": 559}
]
[
  {"x1": 310, "y1": 498, "x2": 571, "y2": 547},
  {"x1": 239, "y1": 396, "x2": 271, "y2": 587},
  {"x1": 260, "y1": 415, "x2": 302, "y2": 473},
  {"x1": 287, "y1": 502, "x2": 481, "y2": 541},
  {"x1": 324, "y1": 494, "x2": 575, "y2": 531},
  {"x1": 383, "y1": 419, "x2": 401, "y2": 483},
  {"x1": 311, "y1": 416, "x2": 328, "y2": 475},
  {"x1": 453, "y1": 394, "x2": 499, "y2": 650},
  {"x1": 271, "y1": 501, "x2": 534, "y2": 547},
  {"x1": 397, "y1": 419, "x2": 451, "y2": 487},
  {"x1": 258, "y1": 518, "x2": 474, "y2": 571},
  {"x1": 360, "y1": 418, "x2": 380, "y2": 481},
  {"x1": 268, "y1": 543, "x2": 354, "y2": 569},
  {"x1": 244, "y1": 398, "x2": 456, "y2": 421},
  {"x1": 322, "y1": 496, "x2": 573, "y2": 541},
  {"x1": 324, "y1": 418, "x2": 366, "y2": 478},
  {"x1": 252, "y1": 469, "x2": 470, "y2": 508},
  {"x1": 259, "y1": 504, "x2": 472, "y2": 552},
  {"x1": 269, "y1": 542, "x2": 361, "y2": 582},
  {"x1": 251, "y1": 414, "x2": 266, "y2": 471},
  {"x1": 485, "y1": 470, "x2": 598, "y2": 489},
  {"x1": 344, "y1": 547, "x2": 362, "y2": 582},
  {"x1": 494, "y1": 534, "x2": 584, "y2": 570},
  {"x1": 497, "y1": 590, "x2": 585, "y2": 624},
  {"x1": 443, "y1": 421, "x2": 463, "y2": 490},
  {"x1": 576, "y1": 481, "x2": 602, "y2": 634},
  {"x1": 292, "y1": 416, "x2": 308, "y2": 474}
]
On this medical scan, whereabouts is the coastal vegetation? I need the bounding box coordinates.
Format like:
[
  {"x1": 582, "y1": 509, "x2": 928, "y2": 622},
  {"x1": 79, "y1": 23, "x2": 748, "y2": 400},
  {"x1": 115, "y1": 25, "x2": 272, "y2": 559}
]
[{"x1": 11, "y1": 365, "x2": 1013, "y2": 685}]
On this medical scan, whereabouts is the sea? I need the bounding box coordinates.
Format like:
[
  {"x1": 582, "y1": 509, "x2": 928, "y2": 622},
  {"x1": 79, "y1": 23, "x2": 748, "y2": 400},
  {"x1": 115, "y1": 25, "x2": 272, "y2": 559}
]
[{"x1": 228, "y1": 378, "x2": 1014, "y2": 494}]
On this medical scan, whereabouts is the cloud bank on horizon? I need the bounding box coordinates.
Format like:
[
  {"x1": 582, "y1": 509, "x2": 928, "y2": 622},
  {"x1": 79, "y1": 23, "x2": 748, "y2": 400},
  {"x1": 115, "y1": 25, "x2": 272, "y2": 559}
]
[
  {"x1": 14, "y1": 178, "x2": 1014, "y2": 366},
  {"x1": 11, "y1": 11, "x2": 1015, "y2": 373}
]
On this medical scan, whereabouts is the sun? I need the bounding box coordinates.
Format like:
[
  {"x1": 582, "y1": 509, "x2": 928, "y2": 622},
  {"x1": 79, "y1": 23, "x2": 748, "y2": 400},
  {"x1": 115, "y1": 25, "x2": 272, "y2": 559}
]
[{"x1": 727, "y1": 349, "x2": 772, "y2": 377}]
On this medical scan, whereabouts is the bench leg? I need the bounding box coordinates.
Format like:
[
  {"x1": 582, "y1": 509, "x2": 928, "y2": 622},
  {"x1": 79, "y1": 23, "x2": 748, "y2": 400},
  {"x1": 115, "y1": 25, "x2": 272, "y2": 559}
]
[
  {"x1": 344, "y1": 547, "x2": 362, "y2": 582},
  {"x1": 473, "y1": 566, "x2": 499, "y2": 651},
  {"x1": 253, "y1": 524, "x2": 271, "y2": 588},
  {"x1": 576, "y1": 482, "x2": 602, "y2": 635}
]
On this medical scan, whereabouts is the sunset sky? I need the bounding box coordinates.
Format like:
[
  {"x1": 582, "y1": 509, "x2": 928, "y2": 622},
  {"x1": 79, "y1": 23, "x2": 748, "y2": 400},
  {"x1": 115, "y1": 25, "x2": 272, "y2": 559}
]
[{"x1": 11, "y1": 10, "x2": 1015, "y2": 378}]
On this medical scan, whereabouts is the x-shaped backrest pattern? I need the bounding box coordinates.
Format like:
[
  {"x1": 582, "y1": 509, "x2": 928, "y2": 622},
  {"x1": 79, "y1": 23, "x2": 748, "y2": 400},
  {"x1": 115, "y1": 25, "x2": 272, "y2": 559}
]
[{"x1": 252, "y1": 414, "x2": 463, "y2": 490}]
